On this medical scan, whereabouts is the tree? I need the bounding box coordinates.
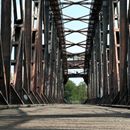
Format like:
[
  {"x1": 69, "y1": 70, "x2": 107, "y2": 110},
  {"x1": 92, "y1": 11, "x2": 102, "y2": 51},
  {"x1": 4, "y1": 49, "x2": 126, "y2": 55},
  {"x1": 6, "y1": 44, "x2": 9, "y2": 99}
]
[
  {"x1": 64, "y1": 80, "x2": 76, "y2": 103},
  {"x1": 77, "y1": 82, "x2": 87, "y2": 102},
  {"x1": 64, "y1": 80, "x2": 87, "y2": 104}
]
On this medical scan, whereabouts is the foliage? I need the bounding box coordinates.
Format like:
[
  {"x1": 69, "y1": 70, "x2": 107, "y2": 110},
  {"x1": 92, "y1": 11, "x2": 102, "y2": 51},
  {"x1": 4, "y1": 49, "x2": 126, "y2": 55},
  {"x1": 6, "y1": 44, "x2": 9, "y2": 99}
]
[
  {"x1": 64, "y1": 80, "x2": 76, "y2": 103},
  {"x1": 64, "y1": 80, "x2": 87, "y2": 104}
]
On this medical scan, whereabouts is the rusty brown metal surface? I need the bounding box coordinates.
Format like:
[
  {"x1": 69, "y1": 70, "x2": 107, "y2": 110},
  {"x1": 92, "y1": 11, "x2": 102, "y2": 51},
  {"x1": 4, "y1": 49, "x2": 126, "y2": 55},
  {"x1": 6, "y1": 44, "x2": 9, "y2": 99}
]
[
  {"x1": 0, "y1": 0, "x2": 130, "y2": 105},
  {"x1": 1, "y1": 0, "x2": 11, "y2": 103},
  {"x1": 0, "y1": 0, "x2": 67, "y2": 104},
  {"x1": 86, "y1": 0, "x2": 130, "y2": 105}
]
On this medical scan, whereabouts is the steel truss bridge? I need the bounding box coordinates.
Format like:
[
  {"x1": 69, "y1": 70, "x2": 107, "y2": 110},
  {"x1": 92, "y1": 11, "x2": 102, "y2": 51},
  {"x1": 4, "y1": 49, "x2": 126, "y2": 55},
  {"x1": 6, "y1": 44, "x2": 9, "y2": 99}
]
[{"x1": 0, "y1": 0, "x2": 130, "y2": 105}]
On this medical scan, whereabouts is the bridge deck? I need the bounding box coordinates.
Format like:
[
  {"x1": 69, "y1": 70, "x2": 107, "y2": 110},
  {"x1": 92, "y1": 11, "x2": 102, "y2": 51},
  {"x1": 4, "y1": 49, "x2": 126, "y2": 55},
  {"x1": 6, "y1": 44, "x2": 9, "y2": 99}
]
[{"x1": 0, "y1": 104, "x2": 130, "y2": 130}]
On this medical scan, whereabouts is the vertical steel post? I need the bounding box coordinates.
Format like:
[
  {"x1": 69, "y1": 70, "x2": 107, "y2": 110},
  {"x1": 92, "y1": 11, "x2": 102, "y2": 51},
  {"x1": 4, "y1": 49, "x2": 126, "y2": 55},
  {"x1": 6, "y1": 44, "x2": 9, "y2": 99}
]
[
  {"x1": 44, "y1": 0, "x2": 50, "y2": 97},
  {"x1": 96, "y1": 23, "x2": 101, "y2": 98},
  {"x1": 37, "y1": 0, "x2": 44, "y2": 95},
  {"x1": 49, "y1": 17, "x2": 55, "y2": 98},
  {"x1": 109, "y1": 0, "x2": 114, "y2": 101},
  {"x1": 57, "y1": 48, "x2": 61, "y2": 102},
  {"x1": 99, "y1": 13, "x2": 103, "y2": 98},
  {"x1": 95, "y1": 24, "x2": 100, "y2": 98},
  {"x1": 128, "y1": 0, "x2": 130, "y2": 100},
  {"x1": 1, "y1": 0, "x2": 11, "y2": 102},
  {"x1": 93, "y1": 44, "x2": 97, "y2": 98},
  {"x1": 102, "y1": 0, "x2": 109, "y2": 98},
  {"x1": 120, "y1": 0, "x2": 128, "y2": 101},
  {"x1": 24, "y1": 0, "x2": 32, "y2": 93}
]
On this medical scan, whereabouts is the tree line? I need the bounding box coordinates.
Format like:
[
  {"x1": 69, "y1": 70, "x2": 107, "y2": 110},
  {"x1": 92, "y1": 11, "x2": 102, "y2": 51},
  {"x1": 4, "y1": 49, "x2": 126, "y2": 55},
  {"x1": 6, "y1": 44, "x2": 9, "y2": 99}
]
[{"x1": 64, "y1": 80, "x2": 88, "y2": 104}]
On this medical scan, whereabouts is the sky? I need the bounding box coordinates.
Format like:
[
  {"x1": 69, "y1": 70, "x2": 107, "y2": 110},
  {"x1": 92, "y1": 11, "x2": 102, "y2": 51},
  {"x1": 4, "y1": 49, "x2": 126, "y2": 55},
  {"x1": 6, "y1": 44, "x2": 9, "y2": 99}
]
[{"x1": 61, "y1": 0, "x2": 91, "y2": 85}]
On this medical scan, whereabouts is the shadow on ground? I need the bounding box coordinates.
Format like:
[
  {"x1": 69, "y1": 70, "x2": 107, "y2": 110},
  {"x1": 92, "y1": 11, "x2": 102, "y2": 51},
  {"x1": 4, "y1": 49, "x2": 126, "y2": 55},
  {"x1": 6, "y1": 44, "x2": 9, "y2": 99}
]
[{"x1": 0, "y1": 107, "x2": 130, "y2": 130}]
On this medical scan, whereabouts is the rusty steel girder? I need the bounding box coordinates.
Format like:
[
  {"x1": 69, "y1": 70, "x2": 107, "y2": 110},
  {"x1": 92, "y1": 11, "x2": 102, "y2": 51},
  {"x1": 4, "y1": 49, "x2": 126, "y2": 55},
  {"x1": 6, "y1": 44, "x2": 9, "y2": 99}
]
[
  {"x1": 0, "y1": 0, "x2": 130, "y2": 106},
  {"x1": 0, "y1": 0, "x2": 66, "y2": 105},
  {"x1": 87, "y1": 0, "x2": 130, "y2": 105}
]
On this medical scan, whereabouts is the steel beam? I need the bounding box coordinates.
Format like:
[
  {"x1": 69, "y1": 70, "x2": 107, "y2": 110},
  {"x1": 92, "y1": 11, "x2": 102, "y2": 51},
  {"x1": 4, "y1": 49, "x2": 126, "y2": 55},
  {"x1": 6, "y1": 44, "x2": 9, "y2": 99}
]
[
  {"x1": 102, "y1": 0, "x2": 109, "y2": 97},
  {"x1": 1, "y1": 0, "x2": 11, "y2": 102},
  {"x1": 43, "y1": 0, "x2": 50, "y2": 97},
  {"x1": 24, "y1": 0, "x2": 32, "y2": 93},
  {"x1": 128, "y1": 0, "x2": 130, "y2": 100},
  {"x1": 119, "y1": 0, "x2": 128, "y2": 102}
]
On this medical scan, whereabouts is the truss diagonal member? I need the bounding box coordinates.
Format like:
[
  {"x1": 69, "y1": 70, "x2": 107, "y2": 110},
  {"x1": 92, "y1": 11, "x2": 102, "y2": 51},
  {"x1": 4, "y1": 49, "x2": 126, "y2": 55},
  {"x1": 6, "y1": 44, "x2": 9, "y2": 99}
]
[
  {"x1": 84, "y1": 0, "x2": 102, "y2": 72},
  {"x1": 63, "y1": 14, "x2": 91, "y2": 20},
  {"x1": 49, "y1": 0, "x2": 67, "y2": 72}
]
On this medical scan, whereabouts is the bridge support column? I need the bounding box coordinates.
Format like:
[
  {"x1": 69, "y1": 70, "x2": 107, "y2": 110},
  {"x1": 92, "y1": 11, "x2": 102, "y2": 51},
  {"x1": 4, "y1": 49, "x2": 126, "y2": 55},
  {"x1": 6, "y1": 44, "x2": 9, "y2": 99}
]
[
  {"x1": 44, "y1": 0, "x2": 50, "y2": 98},
  {"x1": 109, "y1": 0, "x2": 114, "y2": 101},
  {"x1": 128, "y1": 1, "x2": 130, "y2": 102},
  {"x1": 119, "y1": 0, "x2": 128, "y2": 104},
  {"x1": 95, "y1": 24, "x2": 100, "y2": 99},
  {"x1": 99, "y1": 12, "x2": 104, "y2": 99},
  {"x1": 24, "y1": 0, "x2": 32, "y2": 96},
  {"x1": 102, "y1": 0, "x2": 109, "y2": 99},
  {"x1": 0, "y1": 0, "x2": 11, "y2": 104}
]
